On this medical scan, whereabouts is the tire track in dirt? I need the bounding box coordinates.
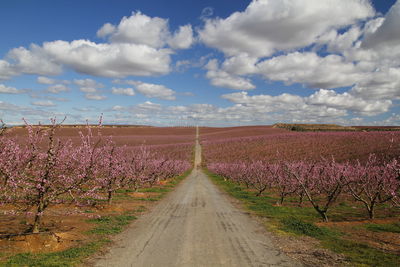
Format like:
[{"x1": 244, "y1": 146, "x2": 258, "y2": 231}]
[{"x1": 93, "y1": 127, "x2": 300, "y2": 266}]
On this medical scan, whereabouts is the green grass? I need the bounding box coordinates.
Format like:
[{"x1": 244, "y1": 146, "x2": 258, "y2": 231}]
[
  {"x1": 1, "y1": 165, "x2": 192, "y2": 267},
  {"x1": 1, "y1": 239, "x2": 110, "y2": 267},
  {"x1": 364, "y1": 222, "x2": 400, "y2": 234},
  {"x1": 205, "y1": 169, "x2": 400, "y2": 267},
  {"x1": 1, "y1": 170, "x2": 192, "y2": 267},
  {"x1": 87, "y1": 213, "x2": 137, "y2": 235},
  {"x1": 322, "y1": 238, "x2": 400, "y2": 267},
  {"x1": 280, "y1": 217, "x2": 341, "y2": 239},
  {"x1": 135, "y1": 197, "x2": 161, "y2": 201},
  {"x1": 138, "y1": 187, "x2": 169, "y2": 193}
]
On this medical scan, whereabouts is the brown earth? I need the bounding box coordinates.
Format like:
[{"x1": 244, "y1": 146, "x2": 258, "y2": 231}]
[
  {"x1": 0, "y1": 188, "x2": 166, "y2": 258},
  {"x1": 317, "y1": 219, "x2": 400, "y2": 254}
]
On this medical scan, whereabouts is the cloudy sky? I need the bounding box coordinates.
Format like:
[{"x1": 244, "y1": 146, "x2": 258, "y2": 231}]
[{"x1": 1, "y1": 0, "x2": 399, "y2": 126}]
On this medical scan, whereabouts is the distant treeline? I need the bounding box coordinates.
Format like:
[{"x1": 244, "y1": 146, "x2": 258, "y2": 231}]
[{"x1": 273, "y1": 123, "x2": 400, "y2": 132}]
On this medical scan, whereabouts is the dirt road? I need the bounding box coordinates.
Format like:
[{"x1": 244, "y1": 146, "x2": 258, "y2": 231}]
[{"x1": 94, "y1": 128, "x2": 300, "y2": 267}]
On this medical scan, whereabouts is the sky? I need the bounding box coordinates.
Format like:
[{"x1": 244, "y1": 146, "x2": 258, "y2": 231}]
[{"x1": 0, "y1": 0, "x2": 399, "y2": 126}]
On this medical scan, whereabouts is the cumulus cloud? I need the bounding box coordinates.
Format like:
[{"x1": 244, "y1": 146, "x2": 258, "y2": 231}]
[
  {"x1": 37, "y1": 76, "x2": 56, "y2": 85},
  {"x1": 112, "y1": 105, "x2": 125, "y2": 111},
  {"x1": 200, "y1": 7, "x2": 214, "y2": 20},
  {"x1": 362, "y1": 1, "x2": 400, "y2": 51},
  {"x1": 31, "y1": 100, "x2": 56, "y2": 107},
  {"x1": 256, "y1": 52, "x2": 365, "y2": 89},
  {"x1": 7, "y1": 45, "x2": 62, "y2": 76},
  {"x1": 0, "y1": 84, "x2": 27, "y2": 94},
  {"x1": 350, "y1": 68, "x2": 400, "y2": 100},
  {"x1": 47, "y1": 84, "x2": 69, "y2": 94},
  {"x1": 358, "y1": 1, "x2": 400, "y2": 67},
  {"x1": 111, "y1": 87, "x2": 135, "y2": 96},
  {"x1": 0, "y1": 60, "x2": 17, "y2": 80},
  {"x1": 0, "y1": 101, "x2": 52, "y2": 119},
  {"x1": 96, "y1": 23, "x2": 116, "y2": 38},
  {"x1": 222, "y1": 89, "x2": 391, "y2": 118},
  {"x1": 41, "y1": 40, "x2": 172, "y2": 77},
  {"x1": 74, "y1": 78, "x2": 104, "y2": 93},
  {"x1": 307, "y1": 89, "x2": 392, "y2": 116},
  {"x1": 100, "y1": 12, "x2": 169, "y2": 47},
  {"x1": 97, "y1": 12, "x2": 194, "y2": 50},
  {"x1": 85, "y1": 93, "x2": 107, "y2": 101},
  {"x1": 205, "y1": 59, "x2": 255, "y2": 90},
  {"x1": 199, "y1": 0, "x2": 374, "y2": 57},
  {"x1": 168, "y1": 25, "x2": 194, "y2": 49},
  {"x1": 74, "y1": 78, "x2": 103, "y2": 88},
  {"x1": 0, "y1": 11, "x2": 196, "y2": 80},
  {"x1": 119, "y1": 80, "x2": 176, "y2": 100},
  {"x1": 135, "y1": 82, "x2": 176, "y2": 100},
  {"x1": 136, "y1": 101, "x2": 162, "y2": 111}
]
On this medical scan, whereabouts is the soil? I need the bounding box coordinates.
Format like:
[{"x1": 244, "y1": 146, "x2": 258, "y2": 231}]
[
  {"x1": 92, "y1": 138, "x2": 300, "y2": 266},
  {"x1": 317, "y1": 219, "x2": 400, "y2": 254},
  {"x1": 218, "y1": 189, "x2": 348, "y2": 267},
  {"x1": 0, "y1": 191, "x2": 160, "y2": 257}
]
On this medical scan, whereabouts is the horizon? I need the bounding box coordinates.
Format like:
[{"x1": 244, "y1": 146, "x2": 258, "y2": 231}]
[{"x1": 1, "y1": 0, "x2": 399, "y2": 127}]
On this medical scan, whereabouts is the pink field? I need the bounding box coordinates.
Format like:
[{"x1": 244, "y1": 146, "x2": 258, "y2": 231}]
[{"x1": 200, "y1": 126, "x2": 400, "y2": 163}]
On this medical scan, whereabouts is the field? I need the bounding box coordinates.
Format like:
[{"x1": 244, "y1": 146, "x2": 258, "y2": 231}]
[
  {"x1": 200, "y1": 126, "x2": 400, "y2": 266},
  {"x1": 0, "y1": 123, "x2": 194, "y2": 265},
  {"x1": 1, "y1": 123, "x2": 399, "y2": 266}
]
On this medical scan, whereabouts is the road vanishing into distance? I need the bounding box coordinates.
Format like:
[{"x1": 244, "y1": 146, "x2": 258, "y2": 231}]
[{"x1": 94, "y1": 127, "x2": 300, "y2": 267}]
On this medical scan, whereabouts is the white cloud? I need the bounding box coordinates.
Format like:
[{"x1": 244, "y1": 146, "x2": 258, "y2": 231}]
[
  {"x1": 0, "y1": 84, "x2": 26, "y2": 94},
  {"x1": 362, "y1": 1, "x2": 400, "y2": 51},
  {"x1": 42, "y1": 40, "x2": 172, "y2": 77},
  {"x1": 37, "y1": 76, "x2": 56, "y2": 85},
  {"x1": 7, "y1": 44, "x2": 62, "y2": 76},
  {"x1": 205, "y1": 59, "x2": 255, "y2": 90},
  {"x1": 199, "y1": 0, "x2": 374, "y2": 57},
  {"x1": 359, "y1": 1, "x2": 400, "y2": 67},
  {"x1": 307, "y1": 89, "x2": 392, "y2": 116},
  {"x1": 0, "y1": 11, "x2": 194, "y2": 80},
  {"x1": 0, "y1": 60, "x2": 17, "y2": 80},
  {"x1": 382, "y1": 113, "x2": 400, "y2": 125},
  {"x1": 85, "y1": 93, "x2": 107, "y2": 101},
  {"x1": 111, "y1": 87, "x2": 135, "y2": 96},
  {"x1": 350, "y1": 67, "x2": 400, "y2": 100},
  {"x1": 318, "y1": 26, "x2": 363, "y2": 53},
  {"x1": 221, "y1": 54, "x2": 258, "y2": 76},
  {"x1": 96, "y1": 23, "x2": 116, "y2": 38},
  {"x1": 102, "y1": 12, "x2": 169, "y2": 47},
  {"x1": 74, "y1": 78, "x2": 103, "y2": 88},
  {"x1": 168, "y1": 25, "x2": 194, "y2": 49},
  {"x1": 47, "y1": 84, "x2": 69, "y2": 93},
  {"x1": 222, "y1": 89, "x2": 391, "y2": 118},
  {"x1": 200, "y1": 7, "x2": 214, "y2": 20},
  {"x1": 74, "y1": 78, "x2": 104, "y2": 93},
  {"x1": 112, "y1": 105, "x2": 125, "y2": 111},
  {"x1": 122, "y1": 80, "x2": 176, "y2": 100},
  {"x1": 98, "y1": 12, "x2": 194, "y2": 50},
  {"x1": 0, "y1": 101, "x2": 51, "y2": 118},
  {"x1": 256, "y1": 52, "x2": 364, "y2": 89},
  {"x1": 31, "y1": 100, "x2": 56, "y2": 107},
  {"x1": 136, "y1": 101, "x2": 162, "y2": 110}
]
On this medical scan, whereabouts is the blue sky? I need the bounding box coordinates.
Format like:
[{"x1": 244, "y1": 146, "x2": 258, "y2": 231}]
[{"x1": 0, "y1": 0, "x2": 399, "y2": 126}]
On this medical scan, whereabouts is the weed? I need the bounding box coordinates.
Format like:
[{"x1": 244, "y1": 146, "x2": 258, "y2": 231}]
[
  {"x1": 364, "y1": 222, "x2": 400, "y2": 233},
  {"x1": 206, "y1": 169, "x2": 400, "y2": 267}
]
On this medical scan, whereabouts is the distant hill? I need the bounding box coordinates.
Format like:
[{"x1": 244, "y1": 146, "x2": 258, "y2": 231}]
[{"x1": 273, "y1": 123, "x2": 400, "y2": 132}]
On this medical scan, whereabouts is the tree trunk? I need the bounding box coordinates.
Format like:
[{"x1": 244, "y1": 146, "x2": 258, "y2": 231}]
[
  {"x1": 366, "y1": 203, "x2": 375, "y2": 219},
  {"x1": 32, "y1": 201, "x2": 45, "y2": 233},
  {"x1": 279, "y1": 193, "x2": 285, "y2": 205},
  {"x1": 298, "y1": 192, "x2": 304, "y2": 207},
  {"x1": 107, "y1": 190, "x2": 113, "y2": 205},
  {"x1": 316, "y1": 208, "x2": 328, "y2": 222}
]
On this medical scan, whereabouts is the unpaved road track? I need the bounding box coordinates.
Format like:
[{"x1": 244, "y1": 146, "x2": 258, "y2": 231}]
[{"x1": 94, "y1": 128, "x2": 300, "y2": 267}]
